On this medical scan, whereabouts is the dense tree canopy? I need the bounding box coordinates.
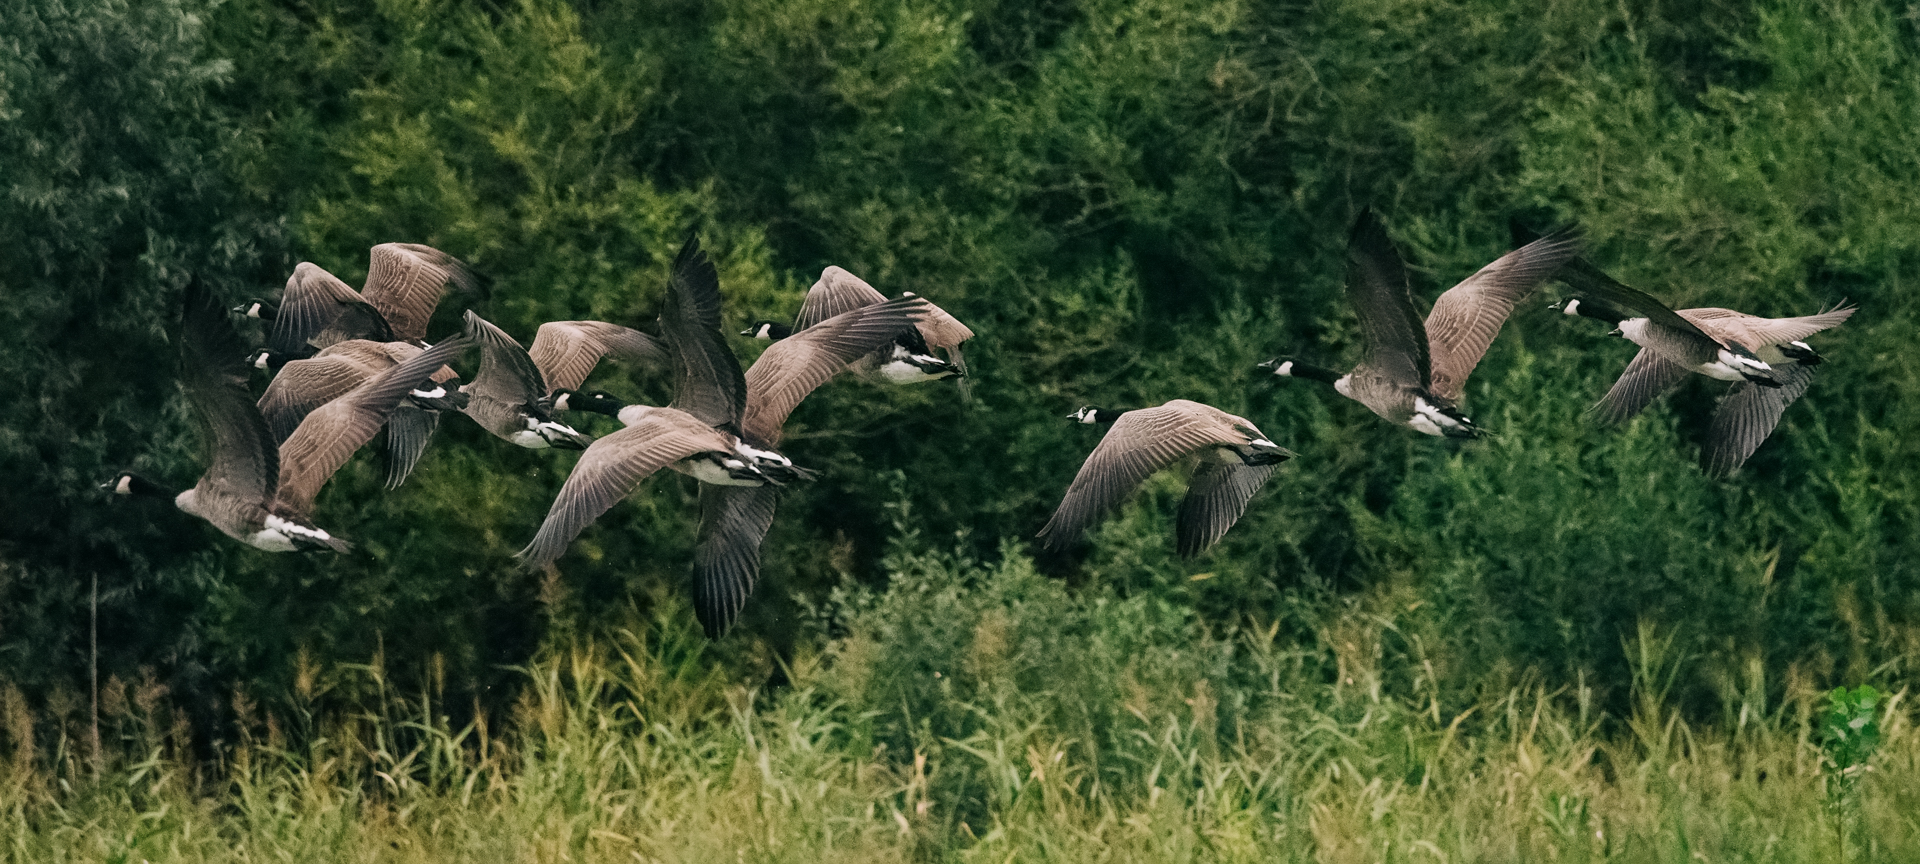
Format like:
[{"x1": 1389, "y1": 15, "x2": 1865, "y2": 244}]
[{"x1": 2, "y1": 0, "x2": 1916, "y2": 739}]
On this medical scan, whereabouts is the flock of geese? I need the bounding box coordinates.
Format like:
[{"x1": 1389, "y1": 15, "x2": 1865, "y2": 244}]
[{"x1": 104, "y1": 211, "x2": 1854, "y2": 637}]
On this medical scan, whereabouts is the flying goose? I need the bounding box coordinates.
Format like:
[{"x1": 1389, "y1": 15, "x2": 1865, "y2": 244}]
[
  {"x1": 241, "y1": 243, "x2": 485, "y2": 359},
  {"x1": 457, "y1": 311, "x2": 595, "y2": 450},
  {"x1": 256, "y1": 339, "x2": 465, "y2": 487},
  {"x1": 105, "y1": 284, "x2": 468, "y2": 552},
  {"x1": 1037, "y1": 400, "x2": 1294, "y2": 557},
  {"x1": 1260, "y1": 209, "x2": 1581, "y2": 437},
  {"x1": 530, "y1": 293, "x2": 933, "y2": 632},
  {"x1": 742, "y1": 265, "x2": 972, "y2": 384},
  {"x1": 1543, "y1": 256, "x2": 1854, "y2": 475},
  {"x1": 520, "y1": 236, "x2": 929, "y2": 636}
]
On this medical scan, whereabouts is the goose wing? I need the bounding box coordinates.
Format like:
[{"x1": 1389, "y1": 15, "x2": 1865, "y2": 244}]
[
  {"x1": 1343, "y1": 209, "x2": 1431, "y2": 390},
  {"x1": 462, "y1": 311, "x2": 549, "y2": 404},
  {"x1": 181, "y1": 280, "x2": 280, "y2": 507},
  {"x1": 382, "y1": 403, "x2": 439, "y2": 490},
  {"x1": 1425, "y1": 230, "x2": 1581, "y2": 401},
  {"x1": 1702, "y1": 364, "x2": 1816, "y2": 477},
  {"x1": 1683, "y1": 305, "x2": 1856, "y2": 348},
  {"x1": 270, "y1": 263, "x2": 391, "y2": 356},
  {"x1": 360, "y1": 243, "x2": 484, "y2": 342},
  {"x1": 258, "y1": 348, "x2": 386, "y2": 443},
  {"x1": 691, "y1": 484, "x2": 781, "y2": 638},
  {"x1": 516, "y1": 410, "x2": 737, "y2": 569},
  {"x1": 794, "y1": 266, "x2": 889, "y2": 330},
  {"x1": 660, "y1": 234, "x2": 748, "y2": 431},
  {"x1": 528, "y1": 321, "x2": 668, "y2": 393},
  {"x1": 1037, "y1": 403, "x2": 1249, "y2": 551},
  {"x1": 272, "y1": 336, "x2": 470, "y2": 518},
  {"x1": 739, "y1": 295, "x2": 931, "y2": 447},
  {"x1": 1175, "y1": 462, "x2": 1278, "y2": 559},
  {"x1": 1593, "y1": 346, "x2": 1691, "y2": 425}
]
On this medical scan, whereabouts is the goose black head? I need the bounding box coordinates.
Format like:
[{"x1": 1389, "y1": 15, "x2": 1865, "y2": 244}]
[
  {"x1": 1257, "y1": 356, "x2": 1297, "y2": 376},
  {"x1": 1067, "y1": 406, "x2": 1125, "y2": 424},
  {"x1": 1258, "y1": 356, "x2": 1342, "y2": 384},
  {"x1": 99, "y1": 471, "x2": 167, "y2": 498},
  {"x1": 232, "y1": 299, "x2": 275, "y2": 321},
  {"x1": 248, "y1": 348, "x2": 294, "y2": 374},
  {"x1": 739, "y1": 321, "x2": 792, "y2": 341},
  {"x1": 1554, "y1": 296, "x2": 1627, "y2": 328}
]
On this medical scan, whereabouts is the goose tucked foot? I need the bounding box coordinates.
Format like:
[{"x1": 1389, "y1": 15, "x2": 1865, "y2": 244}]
[
  {"x1": 254, "y1": 514, "x2": 352, "y2": 554},
  {"x1": 511, "y1": 417, "x2": 593, "y2": 450},
  {"x1": 876, "y1": 343, "x2": 963, "y2": 383},
  {"x1": 682, "y1": 452, "x2": 777, "y2": 486},
  {"x1": 1777, "y1": 340, "x2": 1823, "y2": 365},
  {"x1": 1699, "y1": 348, "x2": 1781, "y2": 387},
  {"x1": 1409, "y1": 397, "x2": 1485, "y2": 439},
  {"x1": 734, "y1": 441, "x2": 818, "y2": 483}
]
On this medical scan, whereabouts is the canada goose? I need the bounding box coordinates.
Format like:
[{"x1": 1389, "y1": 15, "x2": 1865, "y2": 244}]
[
  {"x1": 1037, "y1": 400, "x2": 1294, "y2": 557},
  {"x1": 1543, "y1": 258, "x2": 1853, "y2": 475},
  {"x1": 520, "y1": 236, "x2": 929, "y2": 637},
  {"x1": 457, "y1": 311, "x2": 595, "y2": 450},
  {"x1": 1260, "y1": 209, "x2": 1580, "y2": 437},
  {"x1": 256, "y1": 339, "x2": 465, "y2": 487},
  {"x1": 535, "y1": 293, "x2": 933, "y2": 634},
  {"x1": 242, "y1": 243, "x2": 484, "y2": 358},
  {"x1": 742, "y1": 266, "x2": 973, "y2": 384},
  {"x1": 689, "y1": 293, "x2": 933, "y2": 635},
  {"x1": 105, "y1": 284, "x2": 467, "y2": 552}
]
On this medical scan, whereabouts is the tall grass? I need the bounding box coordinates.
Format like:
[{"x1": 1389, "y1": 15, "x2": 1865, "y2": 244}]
[{"x1": 2, "y1": 548, "x2": 1914, "y2": 862}]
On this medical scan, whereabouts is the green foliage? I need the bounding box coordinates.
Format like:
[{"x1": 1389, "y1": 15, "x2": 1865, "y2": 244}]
[
  {"x1": 1822, "y1": 684, "x2": 1884, "y2": 776},
  {"x1": 3, "y1": 573, "x2": 1920, "y2": 861},
  {"x1": 1821, "y1": 684, "x2": 1883, "y2": 861},
  {"x1": 0, "y1": 0, "x2": 281, "y2": 704}
]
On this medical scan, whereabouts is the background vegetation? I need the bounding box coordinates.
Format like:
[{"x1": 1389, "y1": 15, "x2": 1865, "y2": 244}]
[{"x1": 2, "y1": 0, "x2": 1917, "y2": 857}]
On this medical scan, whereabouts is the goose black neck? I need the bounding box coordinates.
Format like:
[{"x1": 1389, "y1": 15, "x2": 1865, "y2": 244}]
[
  {"x1": 556, "y1": 390, "x2": 627, "y2": 418},
  {"x1": 1082, "y1": 408, "x2": 1128, "y2": 424},
  {"x1": 1562, "y1": 297, "x2": 1625, "y2": 326},
  {"x1": 742, "y1": 321, "x2": 792, "y2": 340},
  {"x1": 1284, "y1": 361, "x2": 1343, "y2": 385}
]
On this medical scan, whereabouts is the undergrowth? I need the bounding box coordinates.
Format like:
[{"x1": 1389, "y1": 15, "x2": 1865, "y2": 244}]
[{"x1": 3, "y1": 544, "x2": 1913, "y2": 862}]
